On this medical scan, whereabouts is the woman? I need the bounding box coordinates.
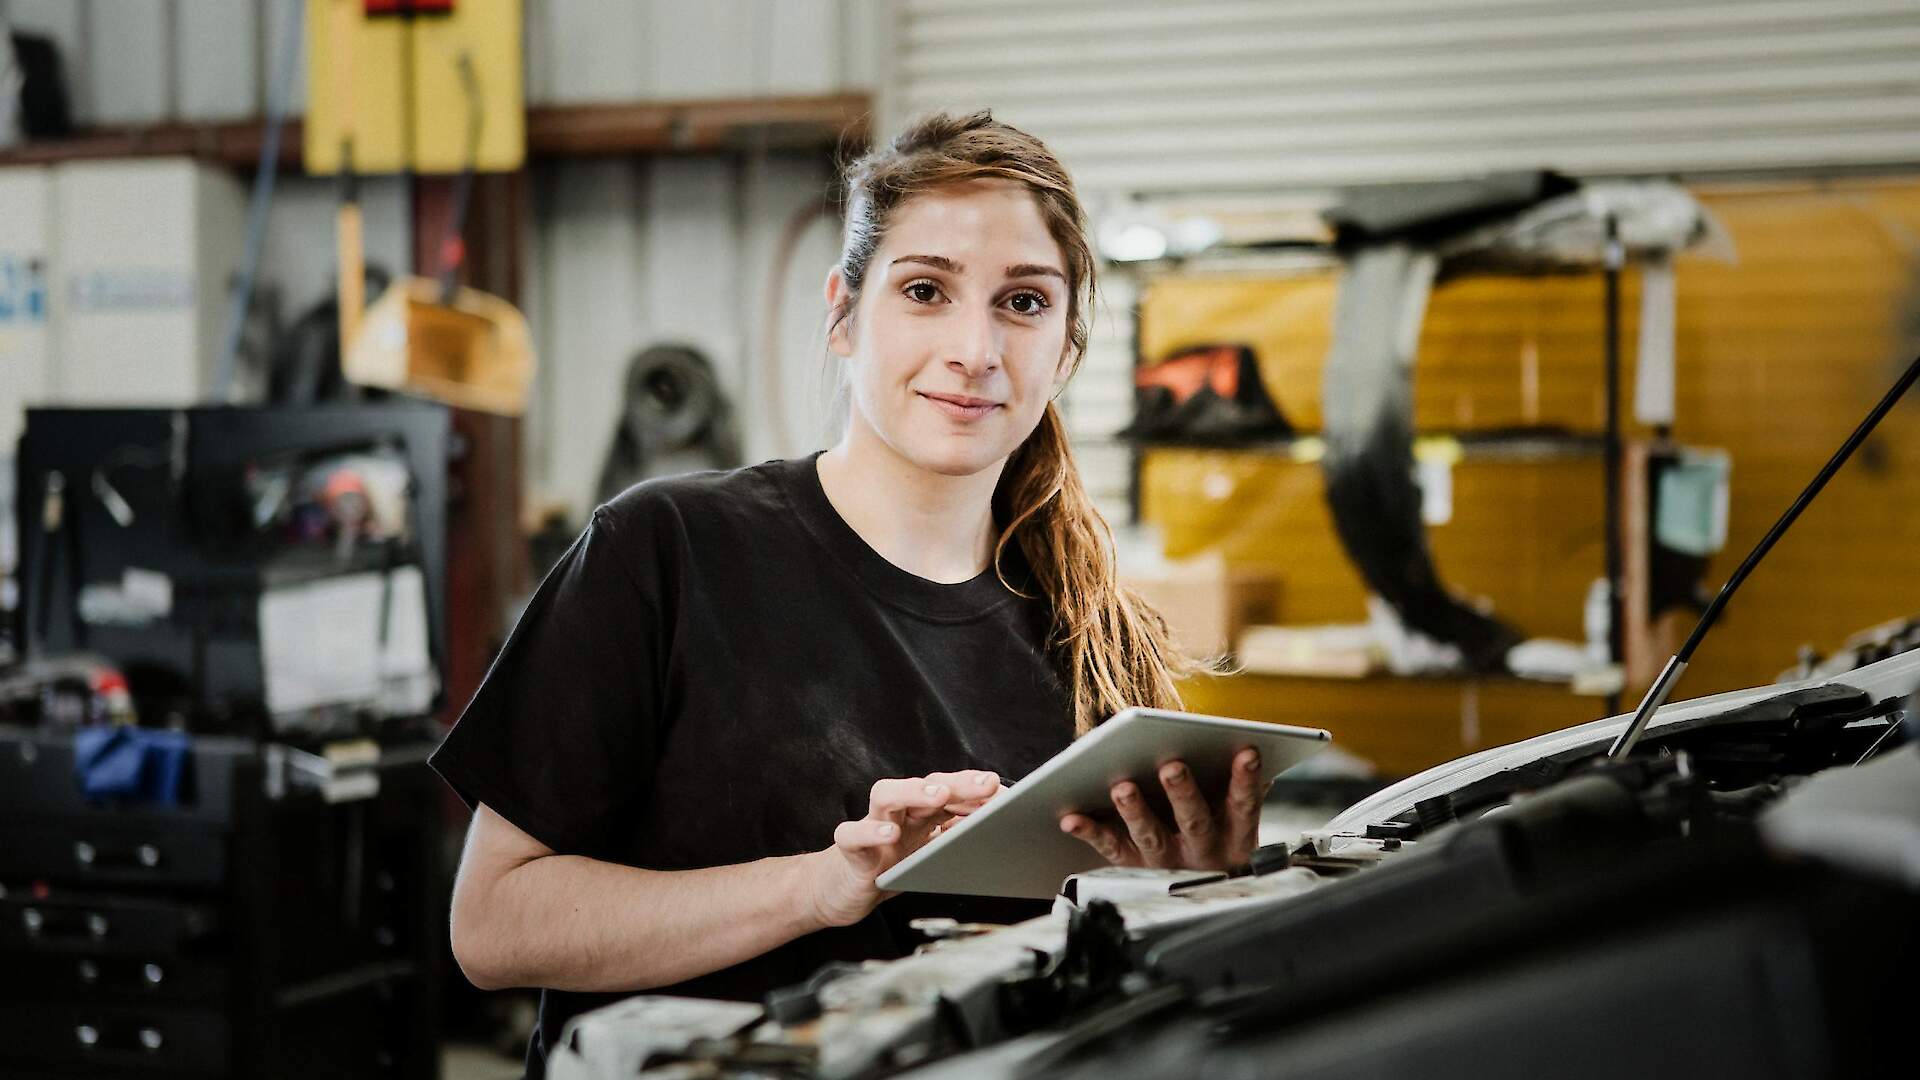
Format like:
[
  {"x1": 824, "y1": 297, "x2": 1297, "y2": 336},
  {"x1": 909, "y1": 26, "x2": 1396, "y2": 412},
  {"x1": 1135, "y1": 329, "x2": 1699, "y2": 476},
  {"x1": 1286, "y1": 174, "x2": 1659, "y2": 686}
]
[{"x1": 432, "y1": 110, "x2": 1267, "y2": 1077}]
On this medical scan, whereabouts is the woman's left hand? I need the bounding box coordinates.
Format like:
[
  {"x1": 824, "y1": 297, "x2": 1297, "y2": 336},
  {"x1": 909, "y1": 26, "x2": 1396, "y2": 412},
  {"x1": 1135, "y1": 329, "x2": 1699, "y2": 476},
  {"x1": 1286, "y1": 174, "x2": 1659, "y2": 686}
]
[{"x1": 1058, "y1": 748, "x2": 1263, "y2": 871}]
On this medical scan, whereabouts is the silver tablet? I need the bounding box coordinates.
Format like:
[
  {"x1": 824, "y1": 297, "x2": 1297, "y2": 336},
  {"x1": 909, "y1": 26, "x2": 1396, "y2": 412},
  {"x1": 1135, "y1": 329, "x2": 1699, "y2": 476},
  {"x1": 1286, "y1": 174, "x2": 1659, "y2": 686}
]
[{"x1": 876, "y1": 707, "x2": 1331, "y2": 900}]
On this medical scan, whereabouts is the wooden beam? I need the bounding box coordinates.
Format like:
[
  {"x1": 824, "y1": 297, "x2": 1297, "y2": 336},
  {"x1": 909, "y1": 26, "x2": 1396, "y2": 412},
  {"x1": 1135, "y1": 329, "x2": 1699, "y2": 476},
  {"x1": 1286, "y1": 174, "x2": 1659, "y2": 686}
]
[
  {"x1": 525, "y1": 92, "x2": 872, "y2": 157},
  {"x1": 0, "y1": 118, "x2": 306, "y2": 169},
  {"x1": 0, "y1": 93, "x2": 873, "y2": 170}
]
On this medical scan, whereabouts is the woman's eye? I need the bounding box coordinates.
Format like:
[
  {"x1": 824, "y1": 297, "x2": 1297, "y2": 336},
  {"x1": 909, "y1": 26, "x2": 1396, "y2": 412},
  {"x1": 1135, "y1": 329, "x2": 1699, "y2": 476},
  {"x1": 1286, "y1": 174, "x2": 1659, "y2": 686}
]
[
  {"x1": 905, "y1": 281, "x2": 941, "y2": 304},
  {"x1": 1007, "y1": 291, "x2": 1049, "y2": 315}
]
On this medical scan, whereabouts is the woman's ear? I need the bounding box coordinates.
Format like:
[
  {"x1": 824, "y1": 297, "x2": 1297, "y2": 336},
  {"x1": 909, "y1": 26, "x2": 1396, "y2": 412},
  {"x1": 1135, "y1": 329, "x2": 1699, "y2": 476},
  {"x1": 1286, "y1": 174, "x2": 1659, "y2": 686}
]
[
  {"x1": 1051, "y1": 341, "x2": 1078, "y2": 397},
  {"x1": 824, "y1": 266, "x2": 853, "y2": 358}
]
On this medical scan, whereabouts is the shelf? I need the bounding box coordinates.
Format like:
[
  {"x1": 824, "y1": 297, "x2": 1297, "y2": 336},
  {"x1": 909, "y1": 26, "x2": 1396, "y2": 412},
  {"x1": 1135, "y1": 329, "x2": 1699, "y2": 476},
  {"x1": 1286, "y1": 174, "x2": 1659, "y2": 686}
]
[
  {"x1": 1135, "y1": 429, "x2": 1607, "y2": 464},
  {"x1": 1215, "y1": 668, "x2": 1583, "y2": 689},
  {"x1": 0, "y1": 117, "x2": 303, "y2": 169},
  {"x1": 0, "y1": 92, "x2": 872, "y2": 171}
]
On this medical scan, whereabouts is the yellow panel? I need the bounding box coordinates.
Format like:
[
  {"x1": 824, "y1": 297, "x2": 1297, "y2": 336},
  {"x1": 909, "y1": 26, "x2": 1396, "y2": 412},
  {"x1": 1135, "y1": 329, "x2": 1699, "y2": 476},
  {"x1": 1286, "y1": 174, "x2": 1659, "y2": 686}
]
[
  {"x1": 408, "y1": 0, "x2": 525, "y2": 173},
  {"x1": 306, "y1": 0, "x2": 525, "y2": 175},
  {"x1": 1142, "y1": 450, "x2": 1602, "y2": 639},
  {"x1": 1140, "y1": 178, "x2": 1920, "y2": 773},
  {"x1": 305, "y1": 0, "x2": 408, "y2": 174}
]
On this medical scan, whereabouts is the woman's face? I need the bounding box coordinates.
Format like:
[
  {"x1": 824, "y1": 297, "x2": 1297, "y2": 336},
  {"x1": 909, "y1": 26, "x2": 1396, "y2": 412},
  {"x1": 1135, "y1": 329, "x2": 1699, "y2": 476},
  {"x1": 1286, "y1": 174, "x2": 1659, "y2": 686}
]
[{"x1": 826, "y1": 179, "x2": 1074, "y2": 478}]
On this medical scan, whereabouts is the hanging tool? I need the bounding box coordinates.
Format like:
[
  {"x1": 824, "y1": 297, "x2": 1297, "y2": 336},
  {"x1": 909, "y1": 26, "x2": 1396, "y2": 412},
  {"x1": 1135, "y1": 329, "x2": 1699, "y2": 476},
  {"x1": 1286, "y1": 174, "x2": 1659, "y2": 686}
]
[{"x1": 343, "y1": 45, "x2": 533, "y2": 415}]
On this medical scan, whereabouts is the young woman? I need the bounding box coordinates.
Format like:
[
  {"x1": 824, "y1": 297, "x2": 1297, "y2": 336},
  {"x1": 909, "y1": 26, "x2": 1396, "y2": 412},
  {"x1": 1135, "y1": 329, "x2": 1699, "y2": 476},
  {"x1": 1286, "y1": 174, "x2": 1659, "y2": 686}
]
[{"x1": 432, "y1": 110, "x2": 1267, "y2": 1077}]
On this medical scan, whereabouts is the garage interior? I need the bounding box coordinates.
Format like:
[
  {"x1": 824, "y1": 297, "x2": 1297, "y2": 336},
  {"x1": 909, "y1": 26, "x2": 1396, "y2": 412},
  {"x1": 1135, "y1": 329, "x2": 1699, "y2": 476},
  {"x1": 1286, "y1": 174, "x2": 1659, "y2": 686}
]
[{"x1": 1, "y1": 2, "x2": 1916, "y2": 1078}]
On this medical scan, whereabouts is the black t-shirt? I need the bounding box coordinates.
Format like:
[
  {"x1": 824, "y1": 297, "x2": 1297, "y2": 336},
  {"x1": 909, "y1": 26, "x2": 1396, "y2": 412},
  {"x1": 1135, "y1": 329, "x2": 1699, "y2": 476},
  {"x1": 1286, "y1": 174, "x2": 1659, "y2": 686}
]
[{"x1": 429, "y1": 452, "x2": 1075, "y2": 1078}]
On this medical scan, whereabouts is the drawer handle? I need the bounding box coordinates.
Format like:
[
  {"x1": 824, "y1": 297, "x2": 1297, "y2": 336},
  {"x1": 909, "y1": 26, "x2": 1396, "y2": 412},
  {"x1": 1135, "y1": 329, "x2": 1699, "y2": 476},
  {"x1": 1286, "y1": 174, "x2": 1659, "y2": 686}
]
[
  {"x1": 73, "y1": 840, "x2": 164, "y2": 870},
  {"x1": 72, "y1": 1022, "x2": 166, "y2": 1054},
  {"x1": 20, "y1": 906, "x2": 110, "y2": 941},
  {"x1": 74, "y1": 958, "x2": 167, "y2": 990}
]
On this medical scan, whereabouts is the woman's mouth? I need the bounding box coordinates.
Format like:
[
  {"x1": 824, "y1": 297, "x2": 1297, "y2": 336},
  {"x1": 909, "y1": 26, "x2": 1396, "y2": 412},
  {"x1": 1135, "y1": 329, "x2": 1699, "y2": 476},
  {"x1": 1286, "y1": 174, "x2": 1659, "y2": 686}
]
[{"x1": 917, "y1": 392, "x2": 1001, "y2": 421}]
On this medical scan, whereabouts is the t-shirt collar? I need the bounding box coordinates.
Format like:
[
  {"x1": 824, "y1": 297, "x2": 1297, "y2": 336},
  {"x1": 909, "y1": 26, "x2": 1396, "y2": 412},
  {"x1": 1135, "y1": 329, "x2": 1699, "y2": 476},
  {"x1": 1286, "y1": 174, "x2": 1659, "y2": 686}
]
[{"x1": 777, "y1": 450, "x2": 1021, "y2": 621}]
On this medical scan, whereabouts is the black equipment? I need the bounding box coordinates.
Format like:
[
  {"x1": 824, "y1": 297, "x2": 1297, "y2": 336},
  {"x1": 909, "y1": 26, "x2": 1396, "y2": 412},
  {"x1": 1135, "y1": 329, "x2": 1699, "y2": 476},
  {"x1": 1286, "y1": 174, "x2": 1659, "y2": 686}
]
[
  {"x1": 4, "y1": 403, "x2": 453, "y2": 1077},
  {"x1": 595, "y1": 343, "x2": 740, "y2": 505},
  {"x1": 14, "y1": 402, "x2": 449, "y2": 734},
  {"x1": 0, "y1": 725, "x2": 443, "y2": 1077},
  {"x1": 5, "y1": 28, "x2": 74, "y2": 139}
]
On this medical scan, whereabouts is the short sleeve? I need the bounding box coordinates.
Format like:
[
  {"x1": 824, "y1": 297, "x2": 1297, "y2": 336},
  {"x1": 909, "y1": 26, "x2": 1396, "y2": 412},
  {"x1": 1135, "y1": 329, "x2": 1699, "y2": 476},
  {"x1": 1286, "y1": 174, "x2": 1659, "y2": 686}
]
[{"x1": 429, "y1": 505, "x2": 671, "y2": 858}]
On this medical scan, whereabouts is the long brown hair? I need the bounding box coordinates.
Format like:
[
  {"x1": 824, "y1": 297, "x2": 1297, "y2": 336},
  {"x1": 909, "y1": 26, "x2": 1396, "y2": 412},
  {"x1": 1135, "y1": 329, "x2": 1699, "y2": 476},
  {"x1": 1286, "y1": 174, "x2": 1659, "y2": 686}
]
[{"x1": 831, "y1": 109, "x2": 1194, "y2": 734}]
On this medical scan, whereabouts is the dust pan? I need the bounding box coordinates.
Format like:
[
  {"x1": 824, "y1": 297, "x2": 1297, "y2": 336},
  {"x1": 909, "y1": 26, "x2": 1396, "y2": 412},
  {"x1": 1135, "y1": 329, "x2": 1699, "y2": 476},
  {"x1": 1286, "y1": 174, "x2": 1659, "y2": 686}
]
[
  {"x1": 334, "y1": 44, "x2": 534, "y2": 416},
  {"x1": 344, "y1": 275, "x2": 535, "y2": 415}
]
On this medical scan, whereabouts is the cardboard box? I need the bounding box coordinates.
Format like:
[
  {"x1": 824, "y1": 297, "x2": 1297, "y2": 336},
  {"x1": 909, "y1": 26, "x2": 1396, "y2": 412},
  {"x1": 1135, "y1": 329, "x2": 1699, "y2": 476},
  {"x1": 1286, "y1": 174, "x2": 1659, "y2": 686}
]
[
  {"x1": 1236, "y1": 624, "x2": 1382, "y2": 679},
  {"x1": 0, "y1": 165, "x2": 54, "y2": 450},
  {"x1": 51, "y1": 158, "x2": 246, "y2": 405},
  {"x1": 1124, "y1": 559, "x2": 1278, "y2": 660}
]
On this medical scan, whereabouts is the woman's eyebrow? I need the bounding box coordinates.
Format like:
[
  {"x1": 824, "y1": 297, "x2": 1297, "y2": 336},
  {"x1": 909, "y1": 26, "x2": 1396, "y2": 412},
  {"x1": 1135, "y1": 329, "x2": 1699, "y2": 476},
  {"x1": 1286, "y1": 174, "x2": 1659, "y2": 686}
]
[
  {"x1": 1006, "y1": 262, "x2": 1067, "y2": 283},
  {"x1": 891, "y1": 254, "x2": 1065, "y2": 282},
  {"x1": 892, "y1": 254, "x2": 962, "y2": 274}
]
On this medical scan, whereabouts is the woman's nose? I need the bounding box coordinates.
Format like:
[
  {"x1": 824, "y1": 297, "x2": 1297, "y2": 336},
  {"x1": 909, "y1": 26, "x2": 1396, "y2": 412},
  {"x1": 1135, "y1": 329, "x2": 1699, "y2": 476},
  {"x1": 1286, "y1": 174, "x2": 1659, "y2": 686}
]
[{"x1": 944, "y1": 306, "x2": 1001, "y2": 377}]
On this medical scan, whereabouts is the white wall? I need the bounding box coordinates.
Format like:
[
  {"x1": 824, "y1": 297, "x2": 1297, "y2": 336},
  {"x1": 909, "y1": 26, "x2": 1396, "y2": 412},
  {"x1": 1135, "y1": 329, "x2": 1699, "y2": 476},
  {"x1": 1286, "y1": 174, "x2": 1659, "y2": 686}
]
[
  {"x1": 524, "y1": 0, "x2": 879, "y2": 104},
  {"x1": 525, "y1": 151, "x2": 845, "y2": 519},
  {"x1": 258, "y1": 174, "x2": 413, "y2": 319}
]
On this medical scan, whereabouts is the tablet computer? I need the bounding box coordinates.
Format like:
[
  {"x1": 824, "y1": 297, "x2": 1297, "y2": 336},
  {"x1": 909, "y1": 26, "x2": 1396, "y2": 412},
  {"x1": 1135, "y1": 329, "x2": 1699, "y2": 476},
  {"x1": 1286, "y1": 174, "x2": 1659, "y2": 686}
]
[{"x1": 876, "y1": 707, "x2": 1331, "y2": 900}]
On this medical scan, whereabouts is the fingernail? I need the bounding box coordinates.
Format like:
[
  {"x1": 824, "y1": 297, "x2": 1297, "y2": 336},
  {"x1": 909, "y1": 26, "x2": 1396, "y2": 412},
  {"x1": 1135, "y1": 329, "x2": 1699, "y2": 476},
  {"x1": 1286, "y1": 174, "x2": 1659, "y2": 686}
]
[
  {"x1": 976, "y1": 772, "x2": 995, "y2": 788},
  {"x1": 1243, "y1": 754, "x2": 1261, "y2": 772},
  {"x1": 877, "y1": 823, "x2": 897, "y2": 838},
  {"x1": 1168, "y1": 764, "x2": 1189, "y2": 782},
  {"x1": 1116, "y1": 783, "x2": 1137, "y2": 802},
  {"x1": 924, "y1": 784, "x2": 947, "y2": 797}
]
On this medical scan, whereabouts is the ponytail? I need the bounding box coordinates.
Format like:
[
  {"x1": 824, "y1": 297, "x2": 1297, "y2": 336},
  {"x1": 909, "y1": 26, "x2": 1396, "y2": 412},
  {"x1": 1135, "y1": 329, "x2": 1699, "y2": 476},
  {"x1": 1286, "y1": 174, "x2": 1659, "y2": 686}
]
[{"x1": 994, "y1": 404, "x2": 1194, "y2": 734}]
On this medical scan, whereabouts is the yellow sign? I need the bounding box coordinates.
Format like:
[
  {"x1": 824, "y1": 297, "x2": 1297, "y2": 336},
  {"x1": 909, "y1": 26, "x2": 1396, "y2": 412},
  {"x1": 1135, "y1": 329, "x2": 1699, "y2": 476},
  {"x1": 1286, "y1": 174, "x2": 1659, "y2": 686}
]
[{"x1": 305, "y1": 0, "x2": 525, "y2": 175}]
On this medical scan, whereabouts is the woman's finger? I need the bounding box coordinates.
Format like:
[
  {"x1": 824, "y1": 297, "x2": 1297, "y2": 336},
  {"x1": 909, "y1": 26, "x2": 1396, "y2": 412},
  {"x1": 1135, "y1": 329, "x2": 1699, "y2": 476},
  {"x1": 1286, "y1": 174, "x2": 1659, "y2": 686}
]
[
  {"x1": 834, "y1": 817, "x2": 900, "y2": 850},
  {"x1": 1158, "y1": 760, "x2": 1215, "y2": 847},
  {"x1": 868, "y1": 777, "x2": 957, "y2": 822},
  {"x1": 923, "y1": 770, "x2": 999, "y2": 799},
  {"x1": 832, "y1": 818, "x2": 900, "y2": 873},
  {"x1": 1111, "y1": 781, "x2": 1174, "y2": 865},
  {"x1": 1060, "y1": 813, "x2": 1135, "y2": 865},
  {"x1": 933, "y1": 776, "x2": 1000, "y2": 815},
  {"x1": 1222, "y1": 748, "x2": 1264, "y2": 857},
  {"x1": 943, "y1": 782, "x2": 1009, "y2": 816}
]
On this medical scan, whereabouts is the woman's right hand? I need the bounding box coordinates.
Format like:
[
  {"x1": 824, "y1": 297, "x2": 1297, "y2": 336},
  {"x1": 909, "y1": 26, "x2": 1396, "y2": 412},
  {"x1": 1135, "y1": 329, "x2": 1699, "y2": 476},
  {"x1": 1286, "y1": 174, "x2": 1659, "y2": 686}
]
[{"x1": 805, "y1": 770, "x2": 1003, "y2": 928}]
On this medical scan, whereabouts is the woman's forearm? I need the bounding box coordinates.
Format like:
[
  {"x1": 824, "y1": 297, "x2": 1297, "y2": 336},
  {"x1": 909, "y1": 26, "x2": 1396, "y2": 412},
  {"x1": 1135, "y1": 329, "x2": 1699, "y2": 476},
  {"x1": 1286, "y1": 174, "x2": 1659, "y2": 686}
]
[
  {"x1": 453, "y1": 828, "x2": 833, "y2": 993},
  {"x1": 448, "y1": 775, "x2": 993, "y2": 994}
]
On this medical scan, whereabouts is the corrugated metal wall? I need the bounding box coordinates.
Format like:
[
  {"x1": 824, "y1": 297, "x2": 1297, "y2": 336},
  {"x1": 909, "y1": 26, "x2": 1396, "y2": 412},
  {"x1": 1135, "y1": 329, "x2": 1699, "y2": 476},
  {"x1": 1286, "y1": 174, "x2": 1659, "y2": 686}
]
[
  {"x1": 896, "y1": 0, "x2": 1920, "y2": 193},
  {"x1": 894, "y1": 0, "x2": 1920, "y2": 513}
]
